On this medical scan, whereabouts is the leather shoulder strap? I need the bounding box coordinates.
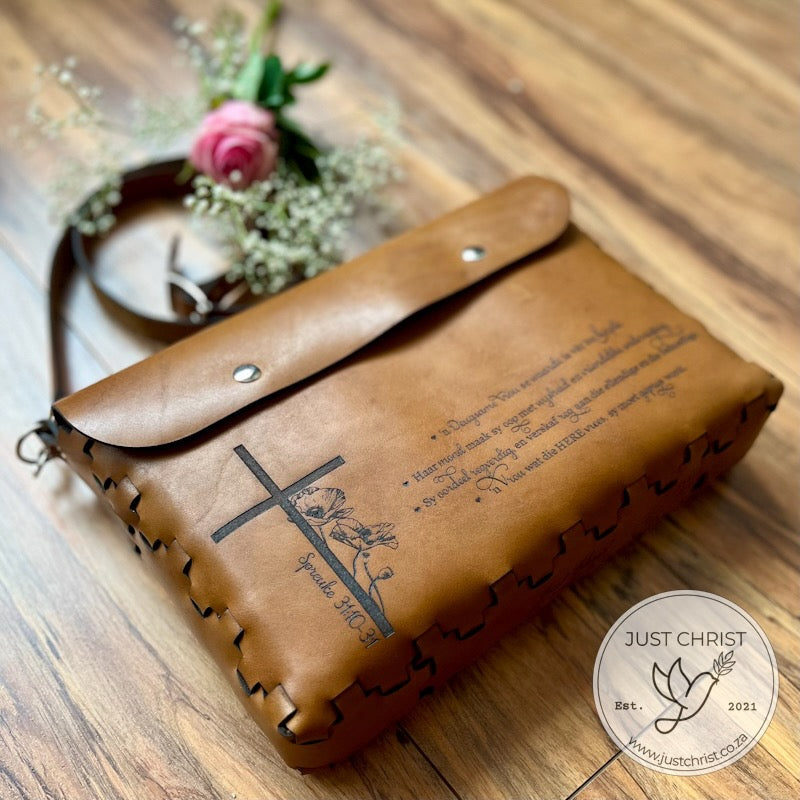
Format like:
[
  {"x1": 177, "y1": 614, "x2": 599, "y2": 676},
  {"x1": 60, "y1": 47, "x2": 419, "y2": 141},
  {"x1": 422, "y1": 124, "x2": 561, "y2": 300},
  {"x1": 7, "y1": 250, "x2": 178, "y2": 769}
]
[{"x1": 48, "y1": 159, "x2": 262, "y2": 401}]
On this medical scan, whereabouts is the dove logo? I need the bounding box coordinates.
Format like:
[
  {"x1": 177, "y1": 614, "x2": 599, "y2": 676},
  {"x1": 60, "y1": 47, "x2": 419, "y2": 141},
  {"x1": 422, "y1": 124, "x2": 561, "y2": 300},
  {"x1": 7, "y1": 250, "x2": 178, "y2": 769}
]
[
  {"x1": 594, "y1": 591, "x2": 778, "y2": 776},
  {"x1": 651, "y1": 651, "x2": 735, "y2": 733}
]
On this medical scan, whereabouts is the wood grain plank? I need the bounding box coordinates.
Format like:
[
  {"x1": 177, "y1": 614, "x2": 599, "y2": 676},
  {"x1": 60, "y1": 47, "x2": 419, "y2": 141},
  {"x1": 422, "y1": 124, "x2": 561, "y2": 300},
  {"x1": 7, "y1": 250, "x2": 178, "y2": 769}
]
[
  {"x1": 399, "y1": 600, "x2": 620, "y2": 799},
  {"x1": 579, "y1": 739, "x2": 799, "y2": 800},
  {"x1": 673, "y1": 0, "x2": 800, "y2": 81},
  {"x1": 293, "y1": 0, "x2": 800, "y2": 390},
  {"x1": 1, "y1": 0, "x2": 797, "y2": 798},
  {"x1": 400, "y1": 502, "x2": 800, "y2": 799}
]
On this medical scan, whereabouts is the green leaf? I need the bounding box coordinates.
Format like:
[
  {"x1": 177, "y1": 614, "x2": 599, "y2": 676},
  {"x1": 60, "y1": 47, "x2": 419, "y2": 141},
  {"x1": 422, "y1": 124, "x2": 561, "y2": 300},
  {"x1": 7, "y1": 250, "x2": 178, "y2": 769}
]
[
  {"x1": 277, "y1": 118, "x2": 319, "y2": 154},
  {"x1": 258, "y1": 54, "x2": 285, "y2": 108},
  {"x1": 294, "y1": 141, "x2": 320, "y2": 158},
  {"x1": 286, "y1": 152, "x2": 320, "y2": 182},
  {"x1": 276, "y1": 114, "x2": 313, "y2": 140},
  {"x1": 233, "y1": 51, "x2": 266, "y2": 101},
  {"x1": 276, "y1": 114, "x2": 321, "y2": 180},
  {"x1": 286, "y1": 61, "x2": 330, "y2": 84}
]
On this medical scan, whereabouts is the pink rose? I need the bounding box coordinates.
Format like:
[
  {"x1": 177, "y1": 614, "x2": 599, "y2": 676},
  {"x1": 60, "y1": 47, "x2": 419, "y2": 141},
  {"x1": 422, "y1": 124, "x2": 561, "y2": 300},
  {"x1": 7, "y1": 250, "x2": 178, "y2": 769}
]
[{"x1": 190, "y1": 100, "x2": 279, "y2": 188}]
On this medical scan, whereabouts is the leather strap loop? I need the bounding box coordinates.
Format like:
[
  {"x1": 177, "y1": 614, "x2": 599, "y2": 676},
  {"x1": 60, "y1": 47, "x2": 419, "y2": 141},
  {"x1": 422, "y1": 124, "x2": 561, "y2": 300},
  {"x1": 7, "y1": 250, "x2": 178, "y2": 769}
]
[{"x1": 50, "y1": 158, "x2": 251, "y2": 400}]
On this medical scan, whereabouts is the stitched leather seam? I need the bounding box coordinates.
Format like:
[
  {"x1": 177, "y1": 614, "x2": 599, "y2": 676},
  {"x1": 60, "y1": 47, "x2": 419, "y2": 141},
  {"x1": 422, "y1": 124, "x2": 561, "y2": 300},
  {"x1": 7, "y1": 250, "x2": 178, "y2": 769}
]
[
  {"x1": 314, "y1": 391, "x2": 771, "y2": 744},
  {"x1": 57, "y1": 391, "x2": 771, "y2": 748}
]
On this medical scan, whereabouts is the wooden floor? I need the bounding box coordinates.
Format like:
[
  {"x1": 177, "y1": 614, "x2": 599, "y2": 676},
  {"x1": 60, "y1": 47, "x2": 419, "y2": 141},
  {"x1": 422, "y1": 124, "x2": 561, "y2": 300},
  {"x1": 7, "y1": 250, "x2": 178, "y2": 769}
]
[{"x1": 1, "y1": 1, "x2": 798, "y2": 798}]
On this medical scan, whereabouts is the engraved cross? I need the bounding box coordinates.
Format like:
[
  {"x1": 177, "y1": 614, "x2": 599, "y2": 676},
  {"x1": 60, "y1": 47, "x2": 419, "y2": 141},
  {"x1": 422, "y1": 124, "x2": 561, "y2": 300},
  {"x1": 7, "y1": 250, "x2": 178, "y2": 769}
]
[{"x1": 212, "y1": 445, "x2": 393, "y2": 638}]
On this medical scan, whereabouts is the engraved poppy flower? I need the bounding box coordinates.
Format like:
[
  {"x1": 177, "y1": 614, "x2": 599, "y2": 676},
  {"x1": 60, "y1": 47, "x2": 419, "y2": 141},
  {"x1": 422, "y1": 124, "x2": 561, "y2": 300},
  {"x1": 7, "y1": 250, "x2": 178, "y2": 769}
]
[
  {"x1": 331, "y1": 519, "x2": 398, "y2": 551},
  {"x1": 291, "y1": 487, "x2": 351, "y2": 527}
]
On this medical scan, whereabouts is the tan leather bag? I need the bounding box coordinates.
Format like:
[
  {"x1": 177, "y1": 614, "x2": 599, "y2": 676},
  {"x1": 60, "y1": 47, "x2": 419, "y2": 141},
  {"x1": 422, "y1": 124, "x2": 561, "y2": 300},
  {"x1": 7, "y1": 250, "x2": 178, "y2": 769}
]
[{"x1": 47, "y1": 176, "x2": 782, "y2": 769}]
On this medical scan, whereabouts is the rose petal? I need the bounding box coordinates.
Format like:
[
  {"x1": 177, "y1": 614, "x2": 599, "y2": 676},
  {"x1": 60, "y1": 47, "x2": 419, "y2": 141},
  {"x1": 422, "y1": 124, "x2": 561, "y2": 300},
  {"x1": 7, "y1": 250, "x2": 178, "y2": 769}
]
[{"x1": 189, "y1": 100, "x2": 280, "y2": 187}]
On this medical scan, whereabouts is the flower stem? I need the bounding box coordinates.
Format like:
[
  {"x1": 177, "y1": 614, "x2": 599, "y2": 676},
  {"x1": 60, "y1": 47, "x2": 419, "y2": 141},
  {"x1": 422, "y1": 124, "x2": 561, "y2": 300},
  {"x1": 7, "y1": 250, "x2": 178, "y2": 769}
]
[
  {"x1": 251, "y1": 0, "x2": 282, "y2": 54},
  {"x1": 367, "y1": 580, "x2": 385, "y2": 614},
  {"x1": 363, "y1": 560, "x2": 386, "y2": 613},
  {"x1": 229, "y1": 204, "x2": 251, "y2": 244}
]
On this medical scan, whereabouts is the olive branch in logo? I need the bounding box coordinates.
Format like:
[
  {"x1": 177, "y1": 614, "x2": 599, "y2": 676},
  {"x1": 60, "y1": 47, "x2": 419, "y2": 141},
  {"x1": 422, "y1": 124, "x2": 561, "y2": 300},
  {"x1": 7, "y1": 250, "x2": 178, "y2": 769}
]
[
  {"x1": 652, "y1": 650, "x2": 736, "y2": 734},
  {"x1": 711, "y1": 650, "x2": 737, "y2": 678}
]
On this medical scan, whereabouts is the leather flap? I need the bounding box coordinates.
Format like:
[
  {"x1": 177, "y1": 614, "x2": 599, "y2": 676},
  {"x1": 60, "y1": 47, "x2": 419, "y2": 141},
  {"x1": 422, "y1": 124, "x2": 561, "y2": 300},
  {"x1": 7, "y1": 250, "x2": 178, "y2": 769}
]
[{"x1": 54, "y1": 176, "x2": 570, "y2": 448}]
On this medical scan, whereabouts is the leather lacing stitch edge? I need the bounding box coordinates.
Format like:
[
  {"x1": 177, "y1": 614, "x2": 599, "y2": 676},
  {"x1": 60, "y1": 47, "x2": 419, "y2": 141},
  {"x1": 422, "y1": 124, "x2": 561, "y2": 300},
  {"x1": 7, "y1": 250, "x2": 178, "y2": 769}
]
[{"x1": 58, "y1": 391, "x2": 774, "y2": 749}]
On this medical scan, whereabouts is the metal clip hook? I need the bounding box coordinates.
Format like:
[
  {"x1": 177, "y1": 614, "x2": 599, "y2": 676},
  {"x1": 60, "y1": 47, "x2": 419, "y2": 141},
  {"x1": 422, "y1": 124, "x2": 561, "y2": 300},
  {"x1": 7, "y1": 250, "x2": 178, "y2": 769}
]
[
  {"x1": 166, "y1": 234, "x2": 214, "y2": 324},
  {"x1": 16, "y1": 420, "x2": 60, "y2": 476}
]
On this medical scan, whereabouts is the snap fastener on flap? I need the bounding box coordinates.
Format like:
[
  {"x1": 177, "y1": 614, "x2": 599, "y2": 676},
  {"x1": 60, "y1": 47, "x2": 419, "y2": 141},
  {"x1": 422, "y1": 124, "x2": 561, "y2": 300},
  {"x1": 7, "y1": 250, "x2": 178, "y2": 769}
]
[
  {"x1": 461, "y1": 245, "x2": 486, "y2": 262},
  {"x1": 52, "y1": 177, "x2": 572, "y2": 448},
  {"x1": 233, "y1": 364, "x2": 262, "y2": 383}
]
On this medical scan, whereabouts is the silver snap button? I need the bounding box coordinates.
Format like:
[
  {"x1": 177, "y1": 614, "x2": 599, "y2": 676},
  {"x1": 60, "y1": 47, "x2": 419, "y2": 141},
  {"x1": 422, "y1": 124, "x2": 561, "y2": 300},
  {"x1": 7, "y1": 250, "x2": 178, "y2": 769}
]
[
  {"x1": 233, "y1": 364, "x2": 262, "y2": 383},
  {"x1": 461, "y1": 245, "x2": 486, "y2": 262}
]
